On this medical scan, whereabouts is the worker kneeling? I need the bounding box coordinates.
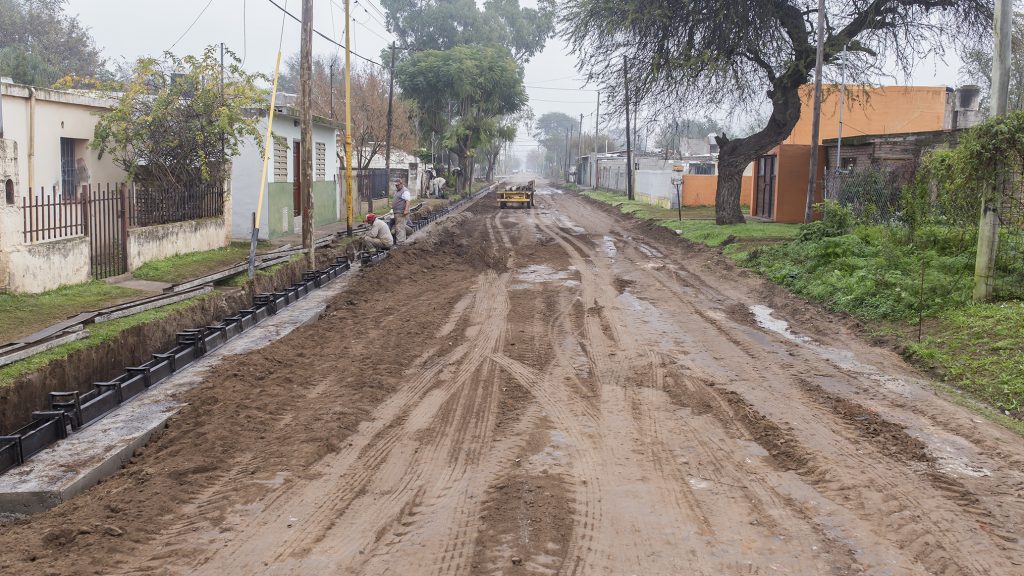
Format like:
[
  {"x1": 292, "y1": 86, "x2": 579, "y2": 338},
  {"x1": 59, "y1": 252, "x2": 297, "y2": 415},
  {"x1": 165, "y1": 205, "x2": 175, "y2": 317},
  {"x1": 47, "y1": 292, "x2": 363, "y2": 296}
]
[{"x1": 348, "y1": 213, "x2": 393, "y2": 259}]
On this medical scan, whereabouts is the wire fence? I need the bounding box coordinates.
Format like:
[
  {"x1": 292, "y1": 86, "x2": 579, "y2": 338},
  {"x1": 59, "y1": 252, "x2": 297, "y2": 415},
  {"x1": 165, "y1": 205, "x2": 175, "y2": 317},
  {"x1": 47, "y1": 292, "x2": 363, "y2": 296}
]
[{"x1": 823, "y1": 163, "x2": 1024, "y2": 299}]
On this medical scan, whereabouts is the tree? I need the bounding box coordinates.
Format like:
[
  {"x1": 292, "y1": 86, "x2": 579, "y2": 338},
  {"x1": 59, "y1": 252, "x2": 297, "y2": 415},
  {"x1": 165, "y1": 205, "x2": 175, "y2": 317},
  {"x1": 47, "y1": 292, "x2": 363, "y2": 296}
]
[
  {"x1": 92, "y1": 47, "x2": 265, "y2": 186},
  {"x1": 562, "y1": 0, "x2": 991, "y2": 224},
  {"x1": 279, "y1": 54, "x2": 417, "y2": 170},
  {"x1": 397, "y1": 46, "x2": 527, "y2": 193},
  {"x1": 533, "y1": 112, "x2": 579, "y2": 178},
  {"x1": 0, "y1": 0, "x2": 104, "y2": 86},
  {"x1": 961, "y1": 11, "x2": 1024, "y2": 112},
  {"x1": 381, "y1": 0, "x2": 555, "y2": 64}
]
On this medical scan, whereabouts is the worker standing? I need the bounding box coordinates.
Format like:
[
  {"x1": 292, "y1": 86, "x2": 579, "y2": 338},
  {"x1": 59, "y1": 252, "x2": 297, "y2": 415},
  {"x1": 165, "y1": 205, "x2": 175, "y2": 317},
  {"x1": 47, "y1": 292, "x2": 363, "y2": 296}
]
[{"x1": 392, "y1": 178, "x2": 412, "y2": 243}]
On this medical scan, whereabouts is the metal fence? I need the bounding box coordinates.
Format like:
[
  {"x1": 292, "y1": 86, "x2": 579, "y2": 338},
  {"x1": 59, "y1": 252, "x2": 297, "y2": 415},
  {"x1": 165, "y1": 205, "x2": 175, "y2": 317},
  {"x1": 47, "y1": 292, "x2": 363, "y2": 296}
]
[
  {"x1": 128, "y1": 180, "x2": 225, "y2": 227},
  {"x1": 20, "y1": 187, "x2": 86, "y2": 243},
  {"x1": 822, "y1": 165, "x2": 917, "y2": 224}
]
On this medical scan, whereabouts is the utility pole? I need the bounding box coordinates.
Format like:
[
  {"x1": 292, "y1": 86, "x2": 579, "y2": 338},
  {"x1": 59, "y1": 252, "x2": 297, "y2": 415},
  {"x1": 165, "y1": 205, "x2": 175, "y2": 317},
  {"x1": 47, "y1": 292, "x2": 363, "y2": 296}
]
[
  {"x1": 382, "y1": 41, "x2": 396, "y2": 213},
  {"x1": 592, "y1": 91, "x2": 599, "y2": 189},
  {"x1": 564, "y1": 127, "x2": 571, "y2": 182},
  {"x1": 974, "y1": 0, "x2": 1013, "y2": 301},
  {"x1": 624, "y1": 55, "x2": 634, "y2": 201},
  {"x1": 344, "y1": 0, "x2": 355, "y2": 236},
  {"x1": 804, "y1": 0, "x2": 826, "y2": 224},
  {"x1": 329, "y1": 61, "x2": 335, "y2": 120},
  {"x1": 300, "y1": 0, "x2": 315, "y2": 266},
  {"x1": 577, "y1": 113, "x2": 584, "y2": 185}
]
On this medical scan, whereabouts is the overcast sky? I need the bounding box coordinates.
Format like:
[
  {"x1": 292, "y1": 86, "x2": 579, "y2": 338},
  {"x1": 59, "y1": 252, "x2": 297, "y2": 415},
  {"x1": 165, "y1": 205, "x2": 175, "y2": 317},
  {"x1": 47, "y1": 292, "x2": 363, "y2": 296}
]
[{"x1": 64, "y1": 0, "x2": 965, "y2": 155}]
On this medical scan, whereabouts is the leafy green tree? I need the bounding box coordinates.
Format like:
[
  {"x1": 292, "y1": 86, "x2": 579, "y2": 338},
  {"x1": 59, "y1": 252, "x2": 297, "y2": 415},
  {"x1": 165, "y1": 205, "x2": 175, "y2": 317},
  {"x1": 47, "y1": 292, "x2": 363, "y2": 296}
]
[
  {"x1": 561, "y1": 0, "x2": 991, "y2": 224},
  {"x1": 397, "y1": 46, "x2": 527, "y2": 192},
  {"x1": 381, "y1": 0, "x2": 555, "y2": 64},
  {"x1": 532, "y1": 112, "x2": 578, "y2": 178},
  {"x1": 92, "y1": 46, "x2": 265, "y2": 186},
  {"x1": 0, "y1": 0, "x2": 104, "y2": 86}
]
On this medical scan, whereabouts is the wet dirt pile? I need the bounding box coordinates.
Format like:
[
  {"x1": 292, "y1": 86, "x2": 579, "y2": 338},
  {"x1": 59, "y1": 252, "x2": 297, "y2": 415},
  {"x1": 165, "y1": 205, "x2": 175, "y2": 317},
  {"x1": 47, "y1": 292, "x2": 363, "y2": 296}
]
[{"x1": 2, "y1": 186, "x2": 1024, "y2": 575}]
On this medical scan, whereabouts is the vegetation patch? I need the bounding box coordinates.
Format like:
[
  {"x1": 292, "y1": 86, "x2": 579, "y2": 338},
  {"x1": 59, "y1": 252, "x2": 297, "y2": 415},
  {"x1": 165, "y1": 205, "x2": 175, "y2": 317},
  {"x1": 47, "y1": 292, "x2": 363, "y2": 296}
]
[
  {"x1": 905, "y1": 302, "x2": 1024, "y2": 415},
  {"x1": 0, "y1": 282, "x2": 140, "y2": 344},
  {"x1": 0, "y1": 294, "x2": 209, "y2": 389},
  {"x1": 133, "y1": 242, "x2": 267, "y2": 284}
]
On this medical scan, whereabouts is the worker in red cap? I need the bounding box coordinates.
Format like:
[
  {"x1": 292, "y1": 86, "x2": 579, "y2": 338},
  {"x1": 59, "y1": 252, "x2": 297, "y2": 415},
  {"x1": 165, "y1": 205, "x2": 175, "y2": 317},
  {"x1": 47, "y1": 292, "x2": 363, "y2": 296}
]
[{"x1": 346, "y1": 212, "x2": 393, "y2": 260}]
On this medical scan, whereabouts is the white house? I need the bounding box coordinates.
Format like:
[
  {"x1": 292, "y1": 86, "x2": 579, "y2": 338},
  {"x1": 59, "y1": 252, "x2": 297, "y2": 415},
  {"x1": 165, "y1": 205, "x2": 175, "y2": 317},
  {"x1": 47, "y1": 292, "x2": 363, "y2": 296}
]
[{"x1": 231, "y1": 105, "x2": 341, "y2": 240}]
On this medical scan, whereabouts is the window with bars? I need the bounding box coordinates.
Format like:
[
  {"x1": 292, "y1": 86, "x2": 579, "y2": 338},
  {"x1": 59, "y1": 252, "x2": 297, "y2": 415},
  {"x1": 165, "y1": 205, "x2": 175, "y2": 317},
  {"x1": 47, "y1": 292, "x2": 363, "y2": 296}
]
[
  {"x1": 273, "y1": 139, "x2": 288, "y2": 182},
  {"x1": 316, "y1": 142, "x2": 326, "y2": 181}
]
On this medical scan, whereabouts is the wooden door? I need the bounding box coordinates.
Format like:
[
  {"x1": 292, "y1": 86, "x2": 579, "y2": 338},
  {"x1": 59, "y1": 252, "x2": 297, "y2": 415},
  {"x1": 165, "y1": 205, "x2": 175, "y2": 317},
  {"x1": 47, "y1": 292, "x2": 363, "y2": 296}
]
[{"x1": 755, "y1": 155, "x2": 776, "y2": 219}]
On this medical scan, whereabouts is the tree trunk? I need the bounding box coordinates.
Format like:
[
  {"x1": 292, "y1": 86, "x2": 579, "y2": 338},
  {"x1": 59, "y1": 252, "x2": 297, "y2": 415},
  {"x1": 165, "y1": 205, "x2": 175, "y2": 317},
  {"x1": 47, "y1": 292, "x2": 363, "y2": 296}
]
[
  {"x1": 714, "y1": 82, "x2": 805, "y2": 224},
  {"x1": 485, "y1": 148, "x2": 500, "y2": 181}
]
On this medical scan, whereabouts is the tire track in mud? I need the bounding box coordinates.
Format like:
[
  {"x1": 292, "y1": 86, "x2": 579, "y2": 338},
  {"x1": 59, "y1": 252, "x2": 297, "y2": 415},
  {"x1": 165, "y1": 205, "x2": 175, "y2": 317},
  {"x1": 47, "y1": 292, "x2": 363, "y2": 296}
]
[{"x1": 556, "y1": 191, "x2": 1024, "y2": 574}]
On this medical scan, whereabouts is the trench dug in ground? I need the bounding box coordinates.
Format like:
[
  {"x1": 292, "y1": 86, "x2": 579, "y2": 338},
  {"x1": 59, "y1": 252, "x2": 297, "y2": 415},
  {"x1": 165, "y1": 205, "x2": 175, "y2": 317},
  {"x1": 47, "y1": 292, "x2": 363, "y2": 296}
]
[
  {"x1": 0, "y1": 248, "x2": 347, "y2": 433},
  {"x1": 1, "y1": 185, "x2": 1023, "y2": 576}
]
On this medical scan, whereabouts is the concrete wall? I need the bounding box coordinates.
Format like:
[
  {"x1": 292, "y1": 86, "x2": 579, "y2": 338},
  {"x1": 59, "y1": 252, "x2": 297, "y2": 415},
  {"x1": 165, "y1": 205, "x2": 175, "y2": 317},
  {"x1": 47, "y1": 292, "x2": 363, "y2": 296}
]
[
  {"x1": 5, "y1": 237, "x2": 90, "y2": 293},
  {"x1": 0, "y1": 82, "x2": 126, "y2": 199},
  {"x1": 0, "y1": 139, "x2": 19, "y2": 291},
  {"x1": 127, "y1": 217, "x2": 229, "y2": 271},
  {"x1": 759, "y1": 144, "x2": 824, "y2": 224},
  {"x1": 231, "y1": 114, "x2": 339, "y2": 240},
  {"x1": 609, "y1": 167, "x2": 752, "y2": 209}
]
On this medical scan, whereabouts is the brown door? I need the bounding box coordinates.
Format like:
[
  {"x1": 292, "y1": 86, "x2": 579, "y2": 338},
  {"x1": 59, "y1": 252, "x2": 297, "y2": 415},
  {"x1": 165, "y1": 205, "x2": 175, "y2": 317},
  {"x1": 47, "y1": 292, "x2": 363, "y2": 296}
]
[
  {"x1": 755, "y1": 155, "x2": 776, "y2": 219},
  {"x1": 292, "y1": 142, "x2": 301, "y2": 216}
]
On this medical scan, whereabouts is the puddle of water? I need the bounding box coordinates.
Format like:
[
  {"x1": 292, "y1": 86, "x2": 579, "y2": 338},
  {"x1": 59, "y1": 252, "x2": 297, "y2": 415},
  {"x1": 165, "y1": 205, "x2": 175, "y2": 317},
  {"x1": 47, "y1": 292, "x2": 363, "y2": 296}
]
[
  {"x1": 749, "y1": 305, "x2": 812, "y2": 343},
  {"x1": 937, "y1": 456, "x2": 991, "y2": 478},
  {"x1": 687, "y1": 477, "x2": 712, "y2": 490},
  {"x1": 534, "y1": 186, "x2": 559, "y2": 196},
  {"x1": 515, "y1": 265, "x2": 572, "y2": 285},
  {"x1": 637, "y1": 243, "x2": 664, "y2": 258},
  {"x1": 602, "y1": 235, "x2": 618, "y2": 258},
  {"x1": 556, "y1": 215, "x2": 586, "y2": 235}
]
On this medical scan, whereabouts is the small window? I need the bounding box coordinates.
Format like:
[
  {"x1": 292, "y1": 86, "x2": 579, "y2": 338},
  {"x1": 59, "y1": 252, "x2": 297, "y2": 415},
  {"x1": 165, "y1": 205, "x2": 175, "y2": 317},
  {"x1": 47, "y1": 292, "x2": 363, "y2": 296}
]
[
  {"x1": 316, "y1": 142, "x2": 326, "y2": 181},
  {"x1": 841, "y1": 157, "x2": 857, "y2": 173},
  {"x1": 4, "y1": 179, "x2": 14, "y2": 204},
  {"x1": 273, "y1": 139, "x2": 289, "y2": 181}
]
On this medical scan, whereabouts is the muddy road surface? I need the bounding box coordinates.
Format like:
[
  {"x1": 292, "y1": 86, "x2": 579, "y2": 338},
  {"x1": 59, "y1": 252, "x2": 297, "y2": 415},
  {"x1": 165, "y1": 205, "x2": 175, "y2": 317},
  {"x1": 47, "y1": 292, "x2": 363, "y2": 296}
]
[{"x1": 2, "y1": 184, "x2": 1023, "y2": 575}]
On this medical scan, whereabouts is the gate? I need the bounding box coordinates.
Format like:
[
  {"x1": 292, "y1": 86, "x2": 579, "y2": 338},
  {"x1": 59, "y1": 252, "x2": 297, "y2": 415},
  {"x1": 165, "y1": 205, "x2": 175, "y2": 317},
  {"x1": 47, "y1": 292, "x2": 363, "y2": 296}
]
[{"x1": 82, "y1": 183, "x2": 128, "y2": 279}]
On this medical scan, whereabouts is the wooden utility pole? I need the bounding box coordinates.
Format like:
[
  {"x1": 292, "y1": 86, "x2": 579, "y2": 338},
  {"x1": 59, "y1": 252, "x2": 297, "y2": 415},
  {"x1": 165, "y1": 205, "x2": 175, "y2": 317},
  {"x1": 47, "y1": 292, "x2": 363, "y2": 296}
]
[
  {"x1": 624, "y1": 55, "x2": 634, "y2": 201},
  {"x1": 383, "y1": 41, "x2": 396, "y2": 211},
  {"x1": 344, "y1": 0, "x2": 355, "y2": 235},
  {"x1": 804, "y1": 0, "x2": 826, "y2": 224},
  {"x1": 592, "y1": 91, "x2": 599, "y2": 189},
  {"x1": 974, "y1": 0, "x2": 1013, "y2": 301},
  {"x1": 299, "y1": 0, "x2": 315, "y2": 266},
  {"x1": 577, "y1": 113, "x2": 584, "y2": 185}
]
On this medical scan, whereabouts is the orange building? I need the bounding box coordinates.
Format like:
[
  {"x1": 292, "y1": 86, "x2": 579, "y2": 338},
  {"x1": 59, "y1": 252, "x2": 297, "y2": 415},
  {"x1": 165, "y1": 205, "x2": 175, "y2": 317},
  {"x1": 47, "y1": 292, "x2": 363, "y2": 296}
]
[{"x1": 746, "y1": 85, "x2": 969, "y2": 222}]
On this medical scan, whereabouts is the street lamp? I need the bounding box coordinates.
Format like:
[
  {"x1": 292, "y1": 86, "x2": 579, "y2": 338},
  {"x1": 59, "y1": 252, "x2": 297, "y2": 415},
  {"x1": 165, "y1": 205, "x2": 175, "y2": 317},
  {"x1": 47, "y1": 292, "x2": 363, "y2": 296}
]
[{"x1": 670, "y1": 164, "x2": 684, "y2": 221}]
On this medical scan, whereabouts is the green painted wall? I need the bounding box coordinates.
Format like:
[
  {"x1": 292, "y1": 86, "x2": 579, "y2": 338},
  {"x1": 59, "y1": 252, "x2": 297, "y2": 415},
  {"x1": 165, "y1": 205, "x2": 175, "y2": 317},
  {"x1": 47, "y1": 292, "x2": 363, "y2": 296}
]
[{"x1": 267, "y1": 181, "x2": 338, "y2": 238}]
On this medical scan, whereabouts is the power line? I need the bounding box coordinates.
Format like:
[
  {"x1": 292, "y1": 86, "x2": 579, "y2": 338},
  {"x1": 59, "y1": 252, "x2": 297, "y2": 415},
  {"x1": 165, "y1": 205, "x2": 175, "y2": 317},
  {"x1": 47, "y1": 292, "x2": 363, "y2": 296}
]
[
  {"x1": 168, "y1": 0, "x2": 218, "y2": 52},
  {"x1": 525, "y1": 84, "x2": 597, "y2": 92},
  {"x1": 529, "y1": 97, "x2": 597, "y2": 104},
  {"x1": 353, "y1": 14, "x2": 394, "y2": 43},
  {"x1": 354, "y1": 0, "x2": 389, "y2": 31},
  {"x1": 265, "y1": 0, "x2": 384, "y2": 67},
  {"x1": 241, "y1": 0, "x2": 248, "y2": 65}
]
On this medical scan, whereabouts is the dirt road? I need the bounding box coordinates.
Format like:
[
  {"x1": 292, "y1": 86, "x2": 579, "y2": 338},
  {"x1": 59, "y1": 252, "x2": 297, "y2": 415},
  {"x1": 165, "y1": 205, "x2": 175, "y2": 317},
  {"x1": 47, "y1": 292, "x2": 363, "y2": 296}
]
[{"x1": 2, "y1": 184, "x2": 1023, "y2": 575}]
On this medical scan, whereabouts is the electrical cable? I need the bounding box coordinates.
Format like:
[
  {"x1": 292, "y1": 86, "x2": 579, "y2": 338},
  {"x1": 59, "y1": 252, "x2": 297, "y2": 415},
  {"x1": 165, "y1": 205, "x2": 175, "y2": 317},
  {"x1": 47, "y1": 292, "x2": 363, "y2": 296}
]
[
  {"x1": 168, "y1": 0, "x2": 218, "y2": 52},
  {"x1": 525, "y1": 84, "x2": 598, "y2": 92},
  {"x1": 265, "y1": 0, "x2": 384, "y2": 67}
]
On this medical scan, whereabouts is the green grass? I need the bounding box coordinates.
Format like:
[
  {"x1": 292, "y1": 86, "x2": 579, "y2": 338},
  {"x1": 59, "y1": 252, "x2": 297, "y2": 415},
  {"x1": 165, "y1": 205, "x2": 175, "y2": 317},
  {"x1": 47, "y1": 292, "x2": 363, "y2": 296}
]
[
  {"x1": 0, "y1": 294, "x2": 210, "y2": 389},
  {"x1": 0, "y1": 282, "x2": 141, "y2": 344},
  {"x1": 905, "y1": 302, "x2": 1024, "y2": 414},
  {"x1": 582, "y1": 189, "x2": 798, "y2": 253},
  {"x1": 221, "y1": 254, "x2": 304, "y2": 288},
  {"x1": 132, "y1": 242, "x2": 269, "y2": 284}
]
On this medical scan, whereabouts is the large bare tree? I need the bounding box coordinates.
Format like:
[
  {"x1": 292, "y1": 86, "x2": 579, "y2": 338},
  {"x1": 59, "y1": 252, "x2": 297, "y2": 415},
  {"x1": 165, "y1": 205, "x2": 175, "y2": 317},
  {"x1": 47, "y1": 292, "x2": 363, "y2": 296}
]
[{"x1": 561, "y1": 0, "x2": 991, "y2": 224}]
